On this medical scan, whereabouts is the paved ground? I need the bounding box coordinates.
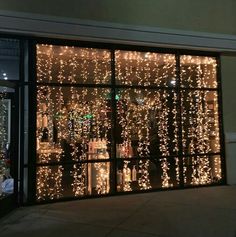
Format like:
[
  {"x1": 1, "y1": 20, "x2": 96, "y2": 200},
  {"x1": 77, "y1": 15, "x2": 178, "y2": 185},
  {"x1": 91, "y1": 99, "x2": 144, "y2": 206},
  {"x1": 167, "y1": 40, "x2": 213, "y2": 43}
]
[{"x1": 0, "y1": 186, "x2": 236, "y2": 237}]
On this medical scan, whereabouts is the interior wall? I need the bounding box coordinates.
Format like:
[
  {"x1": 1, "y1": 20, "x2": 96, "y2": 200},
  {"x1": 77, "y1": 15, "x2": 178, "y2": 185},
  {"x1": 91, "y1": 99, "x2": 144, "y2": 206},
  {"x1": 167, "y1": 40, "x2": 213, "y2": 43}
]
[{"x1": 0, "y1": 0, "x2": 235, "y2": 35}]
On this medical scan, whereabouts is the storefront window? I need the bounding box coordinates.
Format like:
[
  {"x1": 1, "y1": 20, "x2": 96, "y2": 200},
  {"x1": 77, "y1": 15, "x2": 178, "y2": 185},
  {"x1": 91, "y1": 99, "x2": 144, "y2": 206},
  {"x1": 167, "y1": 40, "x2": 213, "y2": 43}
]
[
  {"x1": 115, "y1": 50, "x2": 176, "y2": 86},
  {"x1": 36, "y1": 44, "x2": 223, "y2": 201},
  {"x1": 37, "y1": 45, "x2": 111, "y2": 84}
]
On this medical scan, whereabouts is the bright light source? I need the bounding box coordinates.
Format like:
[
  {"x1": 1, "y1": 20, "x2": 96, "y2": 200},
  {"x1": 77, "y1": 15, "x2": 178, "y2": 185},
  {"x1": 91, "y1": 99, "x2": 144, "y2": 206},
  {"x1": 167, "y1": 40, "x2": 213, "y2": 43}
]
[
  {"x1": 170, "y1": 80, "x2": 176, "y2": 85},
  {"x1": 3, "y1": 73, "x2": 6, "y2": 76},
  {"x1": 4, "y1": 77, "x2": 8, "y2": 80},
  {"x1": 144, "y1": 53, "x2": 150, "y2": 58}
]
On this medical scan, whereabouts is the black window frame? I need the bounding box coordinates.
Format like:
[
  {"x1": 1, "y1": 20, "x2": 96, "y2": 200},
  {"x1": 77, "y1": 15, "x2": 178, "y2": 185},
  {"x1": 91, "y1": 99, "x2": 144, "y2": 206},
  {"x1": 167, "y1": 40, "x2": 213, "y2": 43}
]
[{"x1": 27, "y1": 38, "x2": 226, "y2": 204}]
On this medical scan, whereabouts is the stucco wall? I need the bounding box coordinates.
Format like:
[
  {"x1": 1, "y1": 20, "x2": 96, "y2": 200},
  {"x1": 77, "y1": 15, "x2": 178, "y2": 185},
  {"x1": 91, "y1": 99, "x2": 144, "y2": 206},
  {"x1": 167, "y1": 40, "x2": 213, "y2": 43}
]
[
  {"x1": 221, "y1": 56, "x2": 236, "y2": 184},
  {"x1": 0, "y1": 0, "x2": 235, "y2": 35},
  {"x1": 222, "y1": 56, "x2": 236, "y2": 133}
]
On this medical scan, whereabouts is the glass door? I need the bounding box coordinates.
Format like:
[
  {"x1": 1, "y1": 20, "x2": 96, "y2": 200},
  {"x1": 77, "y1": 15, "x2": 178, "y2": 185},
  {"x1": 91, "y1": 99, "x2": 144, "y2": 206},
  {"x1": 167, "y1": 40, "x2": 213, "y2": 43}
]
[
  {"x1": 0, "y1": 37, "x2": 20, "y2": 217},
  {"x1": 0, "y1": 84, "x2": 18, "y2": 217}
]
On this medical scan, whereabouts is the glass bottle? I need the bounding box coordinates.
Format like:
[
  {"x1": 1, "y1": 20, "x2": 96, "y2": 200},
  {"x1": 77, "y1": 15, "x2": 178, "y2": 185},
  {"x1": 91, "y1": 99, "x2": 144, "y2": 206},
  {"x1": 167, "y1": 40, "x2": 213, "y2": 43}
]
[{"x1": 132, "y1": 165, "x2": 137, "y2": 181}]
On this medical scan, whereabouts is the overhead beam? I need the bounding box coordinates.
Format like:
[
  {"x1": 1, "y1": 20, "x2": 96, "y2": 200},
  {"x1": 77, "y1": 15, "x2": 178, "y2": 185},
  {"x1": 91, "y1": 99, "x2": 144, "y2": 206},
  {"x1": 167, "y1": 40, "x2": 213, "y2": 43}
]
[{"x1": 0, "y1": 10, "x2": 236, "y2": 53}]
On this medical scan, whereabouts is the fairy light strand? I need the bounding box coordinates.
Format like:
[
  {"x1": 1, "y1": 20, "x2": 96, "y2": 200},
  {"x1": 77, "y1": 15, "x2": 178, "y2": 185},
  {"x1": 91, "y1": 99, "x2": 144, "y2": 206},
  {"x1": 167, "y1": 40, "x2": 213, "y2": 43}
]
[{"x1": 180, "y1": 55, "x2": 221, "y2": 185}]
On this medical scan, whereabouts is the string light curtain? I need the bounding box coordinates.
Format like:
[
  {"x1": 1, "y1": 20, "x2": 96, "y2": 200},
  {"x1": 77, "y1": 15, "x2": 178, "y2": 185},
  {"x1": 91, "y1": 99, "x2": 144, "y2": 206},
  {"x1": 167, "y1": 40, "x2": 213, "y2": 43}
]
[{"x1": 35, "y1": 44, "x2": 223, "y2": 201}]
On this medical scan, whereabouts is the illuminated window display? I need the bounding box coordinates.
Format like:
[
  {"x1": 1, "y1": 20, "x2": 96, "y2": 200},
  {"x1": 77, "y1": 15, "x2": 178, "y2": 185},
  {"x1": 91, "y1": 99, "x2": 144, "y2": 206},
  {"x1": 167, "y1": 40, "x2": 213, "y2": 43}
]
[
  {"x1": 36, "y1": 44, "x2": 224, "y2": 201},
  {"x1": 0, "y1": 91, "x2": 12, "y2": 198}
]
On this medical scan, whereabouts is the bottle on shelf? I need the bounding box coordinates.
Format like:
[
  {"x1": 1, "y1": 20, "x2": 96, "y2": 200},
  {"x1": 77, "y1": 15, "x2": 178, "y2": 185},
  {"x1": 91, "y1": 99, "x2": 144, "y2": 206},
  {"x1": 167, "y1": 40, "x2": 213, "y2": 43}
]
[
  {"x1": 128, "y1": 142, "x2": 133, "y2": 158},
  {"x1": 38, "y1": 103, "x2": 50, "y2": 144},
  {"x1": 41, "y1": 126, "x2": 49, "y2": 142},
  {"x1": 41, "y1": 113, "x2": 49, "y2": 142},
  {"x1": 123, "y1": 166, "x2": 131, "y2": 182},
  {"x1": 117, "y1": 170, "x2": 123, "y2": 185},
  {"x1": 37, "y1": 113, "x2": 42, "y2": 129},
  {"x1": 132, "y1": 166, "x2": 137, "y2": 181}
]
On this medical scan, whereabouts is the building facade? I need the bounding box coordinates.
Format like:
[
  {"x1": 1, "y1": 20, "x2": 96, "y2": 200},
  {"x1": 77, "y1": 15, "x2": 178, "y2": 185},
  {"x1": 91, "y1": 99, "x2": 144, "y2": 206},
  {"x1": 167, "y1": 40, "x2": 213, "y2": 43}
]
[{"x1": 0, "y1": 0, "x2": 236, "y2": 216}]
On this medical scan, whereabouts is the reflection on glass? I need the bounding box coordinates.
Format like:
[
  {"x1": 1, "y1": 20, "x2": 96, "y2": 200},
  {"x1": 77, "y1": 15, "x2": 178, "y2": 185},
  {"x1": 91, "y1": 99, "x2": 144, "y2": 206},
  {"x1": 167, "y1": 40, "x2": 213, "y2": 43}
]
[
  {"x1": 181, "y1": 90, "x2": 220, "y2": 155},
  {"x1": 37, "y1": 44, "x2": 111, "y2": 84},
  {"x1": 183, "y1": 155, "x2": 222, "y2": 186},
  {"x1": 115, "y1": 50, "x2": 176, "y2": 86},
  {"x1": 180, "y1": 55, "x2": 217, "y2": 88},
  {"x1": 36, "y1": 86, "x2": 111, "y2": 164}
]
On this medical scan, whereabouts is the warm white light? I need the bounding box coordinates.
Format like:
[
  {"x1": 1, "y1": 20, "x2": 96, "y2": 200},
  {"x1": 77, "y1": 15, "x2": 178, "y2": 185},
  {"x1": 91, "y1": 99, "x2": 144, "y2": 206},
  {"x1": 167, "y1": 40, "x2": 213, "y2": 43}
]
[
  {"x1": 36, "y1": 44, "x2": 111, "y2": 199},
  {"x1": 35, "y1": 45, "x2": 222, "y2": 200}
]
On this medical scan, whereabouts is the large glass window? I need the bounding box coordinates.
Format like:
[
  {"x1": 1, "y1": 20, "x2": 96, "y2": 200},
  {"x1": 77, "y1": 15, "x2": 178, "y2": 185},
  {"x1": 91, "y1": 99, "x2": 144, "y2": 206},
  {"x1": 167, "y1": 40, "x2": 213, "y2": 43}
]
[
  {"x1": 37, "y1": 45, "x2": 111, "y2": 84},
  {"x1": 35, "y1": 44, "x2": 224, "y2": 202}
]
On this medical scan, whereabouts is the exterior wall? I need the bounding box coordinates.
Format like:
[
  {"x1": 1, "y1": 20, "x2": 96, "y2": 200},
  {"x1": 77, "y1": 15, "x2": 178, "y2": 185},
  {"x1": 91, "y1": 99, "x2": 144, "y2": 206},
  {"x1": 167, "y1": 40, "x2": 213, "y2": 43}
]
[
  {"x1": 0, "y1": 0, "x2": 236, "y2": 184},
  {"x1": 0, "y1": 0, "x2": 235, "y2": 35},
  {"x1": 221, "y1": 56, "x2": 236, "y2": 184}
]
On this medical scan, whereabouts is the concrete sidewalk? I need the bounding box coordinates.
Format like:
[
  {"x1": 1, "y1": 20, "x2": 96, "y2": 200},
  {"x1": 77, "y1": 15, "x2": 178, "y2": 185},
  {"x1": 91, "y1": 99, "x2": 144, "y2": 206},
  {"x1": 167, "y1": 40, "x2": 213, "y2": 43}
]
[{"x1": 0, "y1": 186, "x2": 236, "y2": 237}]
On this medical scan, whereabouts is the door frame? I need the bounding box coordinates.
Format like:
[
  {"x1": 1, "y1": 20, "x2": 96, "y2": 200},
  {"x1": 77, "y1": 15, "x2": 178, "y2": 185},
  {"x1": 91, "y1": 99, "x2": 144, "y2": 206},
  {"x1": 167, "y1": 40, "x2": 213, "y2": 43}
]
[{"x1": 0, "y1": 82, "x2": 19, "y2": 218}]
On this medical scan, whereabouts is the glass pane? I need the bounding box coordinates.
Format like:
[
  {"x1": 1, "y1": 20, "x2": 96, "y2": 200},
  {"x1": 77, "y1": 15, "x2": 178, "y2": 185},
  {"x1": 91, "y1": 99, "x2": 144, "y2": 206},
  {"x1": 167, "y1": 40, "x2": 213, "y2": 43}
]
[
  {"x1": 86, "y1": 162, "x2": 110, "y2": 195},
  {"x1": 117, "y1": 159, "x2": 160, "y2": 192},
  {"x1": 36, "y1": 165, "x2": 65, "y2": 201},
  {"x1": 115, "y1": 50, "x2": 176, "y2": 86},
  {"x1": 183, "y1": 155, "x2": 223, "y2": 186},
  {"x1": 37, "y1": 44, "x2": 111, "y2": 84},
  {"x1": 159, "y1": 157, "x2": 180, "y2": 188},
  {"x1": 36, "y1": 162, "x2": 111, "y2": 201},
  {"x1": 0, "y1": 38, "x2": 20, "y2": 81},
  {"x1": 180, "y1": 55, "x2": 217, "y2": 88},
  {"x1": 36, "y1": 86, "x2": 111, "y2": 164},
  {"x1": 181, "y1": 90, "x2": 220, "y2": 155},
  {"x1": 116, "y1": 89, "x2": 179, "y2": 158},
  {"x1": 117, "y1": 157, "x2": 179, "y2": 192},
  {"x1": 0, "y1": 89, "x2": 14, "y2": 198}
]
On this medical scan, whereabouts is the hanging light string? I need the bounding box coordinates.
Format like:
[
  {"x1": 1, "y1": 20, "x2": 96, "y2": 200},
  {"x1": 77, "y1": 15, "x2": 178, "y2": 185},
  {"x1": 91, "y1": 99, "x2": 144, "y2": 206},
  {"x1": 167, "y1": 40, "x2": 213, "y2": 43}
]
[
  {"x1": 136, "y1": 89, "x2": 152, "y2": 190},
  {"x1": 116, "y1": 51, "x2": 179, "y2": 190},
  {"x1": 180, "y1": 55, "x2": 221, "y2": 185},
  {"x1": 36, "y1": 45, "x2": 222, "y2": 200},
  {"x1": 36, "y1": 45, "x2": 64, "y2": 200}
]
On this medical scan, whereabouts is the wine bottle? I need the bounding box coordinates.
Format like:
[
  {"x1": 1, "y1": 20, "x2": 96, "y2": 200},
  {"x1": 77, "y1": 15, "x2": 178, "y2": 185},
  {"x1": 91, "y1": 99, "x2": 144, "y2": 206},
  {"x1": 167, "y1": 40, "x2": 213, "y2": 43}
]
[
  {"x1": 117, "y1": 170, "x2": 123, "y2": 184},
  {"x1": 132, "y1": 166, "x2": 137, "y2": 181},
  {"x1": 42, "y1": 114, "x2": 48, "y2": 128},
  {"x1": 123, "y1": 167, "x2": 131, "y2": 182},
  {"x1": 41, "y1": 127, "x2": 49, "y2": 142}
]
